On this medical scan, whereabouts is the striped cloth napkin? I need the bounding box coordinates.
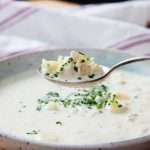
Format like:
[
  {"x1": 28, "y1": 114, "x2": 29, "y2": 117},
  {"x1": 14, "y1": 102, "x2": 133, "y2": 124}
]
[
  {"x1": 68, "y1": 0, "x2": 150, "y2": 27},
  {"x1": 1, "y1": 0, "x2": 150, "y2": 59}
]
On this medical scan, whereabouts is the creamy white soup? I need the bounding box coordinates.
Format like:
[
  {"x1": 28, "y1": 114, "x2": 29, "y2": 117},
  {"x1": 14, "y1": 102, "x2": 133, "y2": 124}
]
[{"x1": 0, "y1": 69, "x2": 150, "y2": 145}]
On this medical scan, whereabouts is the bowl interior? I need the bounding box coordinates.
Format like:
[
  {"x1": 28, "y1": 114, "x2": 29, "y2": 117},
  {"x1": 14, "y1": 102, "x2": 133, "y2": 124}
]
[{"x1": 0, "y1": 49, "x2": 150, "y2": 149}]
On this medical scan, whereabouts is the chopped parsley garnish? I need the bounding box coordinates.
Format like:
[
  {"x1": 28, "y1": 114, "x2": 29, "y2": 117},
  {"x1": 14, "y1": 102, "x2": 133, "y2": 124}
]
[
  {"x1": 68, "y1": 57, "x2": 73, "y2": 63},
  {"x1": 50, "y1": 57, "x2": 74, "y2": 78},
  {"x1": 18, "y1": 102, "x2": 27, "y2": 112},
  {"x1": 43, "y1": 51, "x2": 98, "y2": 80},
  {"x1": 79, "y1": 51, "x2": 85, "y2": 55},
  {"x1": 78, "y1": 52, "x2": 89, "y2": 61},
  {"x1": 22, "y1": 105, "x2": 26, "y2": 108},
  {"x1": 45, "y1": 73, "x2": 50, "y2": 76},
  {"x1": 36, "y1": 85, "x2": 123, "y2": 112},
  {"x1": 74, "y1": 66, "x2": 78, "y2": 72},
  {"x1": 47, "y1": 92, "x2": 59, "y2": 97},
  {"x1": 56, "y1": 121, "x2": 62, "y2": 125},
  {"x1": 60, "y1": 67, "x2": 64, "y2": 71},
  {"x1": 88, "y1": 74, "x2": 95, "y2": 78},
  {"x1": 118, "y1": 104, "x2": 123, "y2": 108},
  {"x1": 81, "y1": 59, "x2": 85, "y2": 63},
  {"x1": 26, "y1": 130, "x2": 39, "y2": 135},
  {"x1": 36, "y1": 92, "x2": 60, "y2": 111},
  {"x1": 53, "y1": 73, "x2": 58, "y2": 78},
  {"x1": 36, "y1": 105, "x2": 42, "y2": 111},
  {"x1": 77, "y1": 77, "x2": 82, "y2": 80}
]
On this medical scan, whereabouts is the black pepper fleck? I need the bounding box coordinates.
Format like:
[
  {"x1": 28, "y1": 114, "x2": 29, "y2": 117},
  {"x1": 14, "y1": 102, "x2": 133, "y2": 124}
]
[{"x1": 77, "y1": 77, "x2": 82, "y2": 80}]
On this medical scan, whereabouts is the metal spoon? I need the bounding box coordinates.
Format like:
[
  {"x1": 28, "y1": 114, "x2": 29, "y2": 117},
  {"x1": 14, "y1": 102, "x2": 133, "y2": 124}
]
[{"x1": 39, "y1": 56, "x2": 150, "y2": 85}]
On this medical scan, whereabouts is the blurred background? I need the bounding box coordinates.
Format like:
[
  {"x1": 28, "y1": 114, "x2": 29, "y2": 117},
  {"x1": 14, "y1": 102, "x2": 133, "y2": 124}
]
[
  {"x1": 14, "y1": 0, "x2": 134, "y2": 11},
  {"x1": 16, "y1": 0, "x2": 150, "y2": 27},
  {"x1": 1, "y1": 0, "x2": 150, "y2": 59},
  {"x1": 17, "y1": 0, "x2": 130, "y2": 6},
  {"x1": 67, "y1": 0, "x2": 129, "y2": 4}
]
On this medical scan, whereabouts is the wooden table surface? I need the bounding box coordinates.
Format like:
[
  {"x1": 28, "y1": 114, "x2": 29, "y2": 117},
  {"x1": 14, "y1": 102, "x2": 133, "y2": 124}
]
[{"x1": 29, "y1": 0, "x2": 79, "y2": 8}]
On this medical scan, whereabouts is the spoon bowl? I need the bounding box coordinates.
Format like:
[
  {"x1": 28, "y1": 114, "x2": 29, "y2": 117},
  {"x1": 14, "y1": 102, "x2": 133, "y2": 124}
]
[{"x1": 38, "y1": 66, "x2": 108, "y2": 87}]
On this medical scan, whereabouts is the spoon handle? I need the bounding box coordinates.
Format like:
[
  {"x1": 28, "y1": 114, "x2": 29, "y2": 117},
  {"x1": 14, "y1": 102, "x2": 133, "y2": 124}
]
[{"x1": 102, "y1": 56, "x2": 150, "y2": 80}]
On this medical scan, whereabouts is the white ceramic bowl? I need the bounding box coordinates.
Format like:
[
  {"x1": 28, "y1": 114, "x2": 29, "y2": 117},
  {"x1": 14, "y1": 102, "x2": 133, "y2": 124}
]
[{"x1": 0, "y1": 49, "x2": 150, "y2": 150}]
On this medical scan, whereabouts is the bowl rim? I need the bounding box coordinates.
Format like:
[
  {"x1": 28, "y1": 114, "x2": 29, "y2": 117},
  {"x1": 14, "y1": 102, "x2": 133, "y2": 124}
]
[{"x1": 0, "y1": 48, "x2": 149, "y2": 149}]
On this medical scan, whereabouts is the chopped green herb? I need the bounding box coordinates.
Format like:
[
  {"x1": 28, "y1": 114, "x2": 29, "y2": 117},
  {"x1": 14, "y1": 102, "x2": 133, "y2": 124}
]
[
  {"x1": 107, "y1": 94, "x2": 118, "y2": 105},
  {"x1": 54, "y1": 73, "x2": 58, "y2": 78},
  {"x1": 88, "y1": 106, "x2": 92, "y2": 109},
  {"x1": 81, "y1": 59, "x2": 85, "y2": 63},
  {"x1": 68, "y1": 57, "x2": 73, "y2": 63},
  {"x1": 22, "y1": 105, "x2": 26, "y2": 108},
  {"x1": 45, "y1": 73, "x2": 50, "y2": 76},
  {"x1": 109, "y1": 96, "x2": 127, "y2": 113},
  {"x1": 88, "y1": 74, "x2": 95, "y2": 78},
  {"x1": 36, "y1": 106, "x2": 42, "y2": 111},
  {"x1": 74, "y1": 66, "x2": 78, "y2": 72},
  {"x1": 78, "y1": 51, "x2": 85, "y2": 55},
  {"x1": 118, "y1": 104, "x2": 123, "y2": 108},
  {"x1": 78, "y1": 52, "x2": 89, "y2": 61},
  {"x1": 47, "y1": 92, "x2": 59, "y2": 97},
  {"x1": 60, "y1": 67, "x2": 64, "y2": 71},
  {"x1": 77, "y1": 77, "x2": 82, "y2": 80},
  {"x1": 36, "y1": 85, "x2": 121, "y2": 112},
  {"x1": 56, "y1": 121, "x2": 62, "y2": 125},
  {"x1": 62, "y1": 63, "x2": 67, "y2": 67},
  {"x1": 87, "y1": 57, "x2": 90, "y2": 61},
  {"x1": 96, "y1": 102, "x2": 104, "y2": 109},
  {"x1": 63, "y1": 100, "x2": 71, "y2": 107},
  {"x1": 26, "y1": 130, "x2": 39, "y2": 135}
]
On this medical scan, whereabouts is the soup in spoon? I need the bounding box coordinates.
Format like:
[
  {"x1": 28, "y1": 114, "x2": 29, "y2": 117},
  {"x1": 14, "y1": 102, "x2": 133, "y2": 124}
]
[{"x1": 41, "y1": 51, "x2": 104, "y2": 82}]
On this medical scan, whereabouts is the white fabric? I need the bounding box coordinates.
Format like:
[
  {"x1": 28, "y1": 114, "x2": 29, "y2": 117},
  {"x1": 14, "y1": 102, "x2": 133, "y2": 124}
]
[
  {"x1": 0, "y1": 0, "x2": 150, "y2": 58},
  {"x1": 68, "y1": 0, "x2": 150, "y2": 26}
]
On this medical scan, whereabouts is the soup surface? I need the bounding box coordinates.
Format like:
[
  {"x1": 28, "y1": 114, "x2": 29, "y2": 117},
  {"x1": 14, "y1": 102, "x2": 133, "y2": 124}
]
[{"x1": 0, "y1": 69, "x2": 150, "y2": 145}]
